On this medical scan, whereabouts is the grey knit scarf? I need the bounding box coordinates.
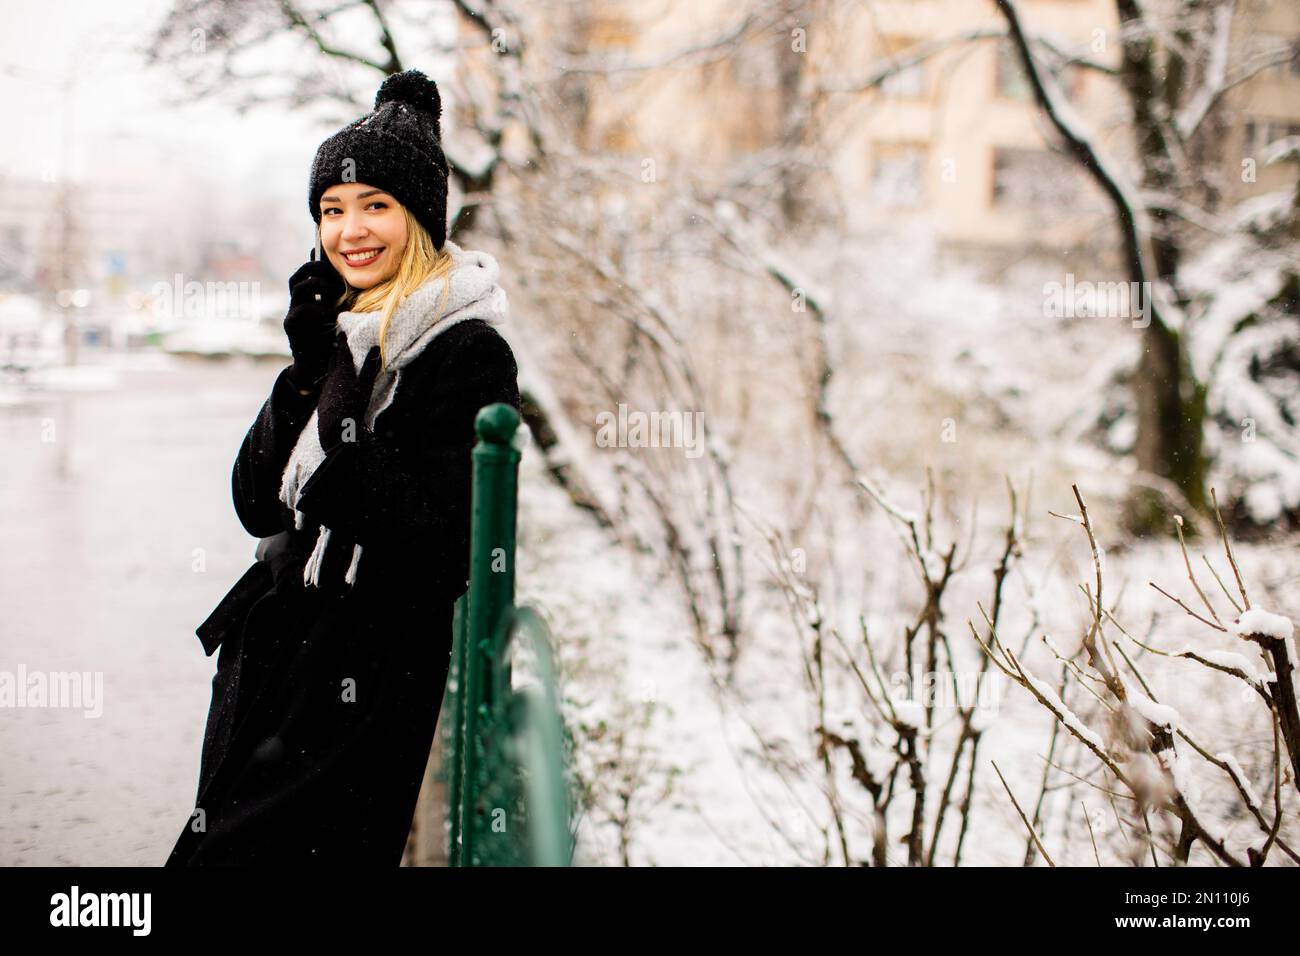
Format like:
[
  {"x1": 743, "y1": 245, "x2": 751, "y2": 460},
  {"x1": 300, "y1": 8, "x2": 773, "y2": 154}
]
[{"x1": 278, "y1": 239, "x2": 509, "y2": 590}]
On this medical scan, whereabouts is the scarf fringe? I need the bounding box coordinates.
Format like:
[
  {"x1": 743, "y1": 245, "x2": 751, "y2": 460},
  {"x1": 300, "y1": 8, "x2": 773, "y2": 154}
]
[
  {"x1": 303, "y1": 524, "x2": 330, "y2": 588},
  {"x1": 344, "y1": 542, "x2": 363, "y2": 586},
  {"x1": 300, "y1": 519, "x2": 364, "y2": 590}
]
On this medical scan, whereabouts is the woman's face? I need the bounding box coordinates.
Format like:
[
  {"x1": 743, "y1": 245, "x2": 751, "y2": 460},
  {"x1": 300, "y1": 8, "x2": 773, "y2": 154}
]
[{"x1": 318, "y1": 182, "x2": 408, "y2": 289}]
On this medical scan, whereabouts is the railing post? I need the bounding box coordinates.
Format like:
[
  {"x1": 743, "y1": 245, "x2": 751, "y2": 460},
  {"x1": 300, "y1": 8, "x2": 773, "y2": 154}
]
[
  {"x1": 456, "y1": 403, "x2": 521, "y2": 867},
  {"x1": 446, "y1": 592, "x2": 468, "y2": 867}
]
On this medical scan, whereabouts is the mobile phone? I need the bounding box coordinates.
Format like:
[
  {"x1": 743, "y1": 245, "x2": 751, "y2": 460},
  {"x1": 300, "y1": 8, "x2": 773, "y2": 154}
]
[{"x1": 313, "y1": 226, "x2": 323, "y2": 301}]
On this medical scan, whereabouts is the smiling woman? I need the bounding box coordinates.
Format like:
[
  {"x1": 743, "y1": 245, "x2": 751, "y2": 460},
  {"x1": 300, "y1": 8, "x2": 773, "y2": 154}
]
[{"x1": 166, "y1": 69, "x2": 521, "y2": 867}]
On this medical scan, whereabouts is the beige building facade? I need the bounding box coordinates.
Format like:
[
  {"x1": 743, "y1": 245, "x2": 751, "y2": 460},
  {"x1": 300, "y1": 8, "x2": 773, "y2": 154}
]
[{"x1": 574, "y1": 0, "x2": 1300, "y2": 255}]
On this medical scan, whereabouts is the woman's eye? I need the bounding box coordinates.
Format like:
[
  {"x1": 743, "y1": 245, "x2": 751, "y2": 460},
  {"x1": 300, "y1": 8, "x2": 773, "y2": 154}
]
[{"x1": 321, "y1": 201, "x2": 385, "y2": 215}]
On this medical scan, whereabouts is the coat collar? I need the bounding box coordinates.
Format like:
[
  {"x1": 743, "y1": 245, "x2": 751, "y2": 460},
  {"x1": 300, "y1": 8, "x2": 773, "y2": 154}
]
[
  {"x1": 334, "y1": 238, "x2": 508, "y2": 372},
  {"x1": 277, "y1": 239, "x2": 510, "y2": 595}
]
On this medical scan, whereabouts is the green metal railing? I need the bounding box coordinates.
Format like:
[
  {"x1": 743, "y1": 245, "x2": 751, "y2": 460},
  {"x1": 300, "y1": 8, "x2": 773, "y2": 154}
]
[{"x1": 438, "y1": 403, "x2": 575, "y2": 867}]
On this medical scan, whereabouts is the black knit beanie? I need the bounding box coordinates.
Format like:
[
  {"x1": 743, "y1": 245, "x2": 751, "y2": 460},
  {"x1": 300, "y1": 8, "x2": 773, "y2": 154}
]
[{"x1": 308, "y1": 70, "x2": 450, "y2": 250}]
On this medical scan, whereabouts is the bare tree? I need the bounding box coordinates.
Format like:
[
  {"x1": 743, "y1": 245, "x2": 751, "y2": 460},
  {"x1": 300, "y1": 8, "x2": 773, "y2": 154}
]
[
  {"x1": 996, "y1": 0, "x2": 1300, "y2": 534},
  {"x1": 971, "y1": 483, "x2": 1298, "y2": 865}
]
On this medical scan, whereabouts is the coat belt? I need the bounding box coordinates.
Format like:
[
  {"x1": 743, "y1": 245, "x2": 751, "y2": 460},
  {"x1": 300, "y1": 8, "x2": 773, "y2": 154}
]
[{"x1": 194, "y1": 532, "x2": 296, "y2": 657}]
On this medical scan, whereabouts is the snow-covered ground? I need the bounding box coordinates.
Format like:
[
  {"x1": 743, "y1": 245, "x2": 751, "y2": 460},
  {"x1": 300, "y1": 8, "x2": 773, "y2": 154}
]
[{"x1": 502, "y1": 222, "x2": 1300, "y2": 866}]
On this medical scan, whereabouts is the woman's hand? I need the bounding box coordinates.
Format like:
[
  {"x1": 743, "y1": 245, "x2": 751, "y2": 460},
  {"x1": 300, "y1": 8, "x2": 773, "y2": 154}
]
[
  {"x1": 316, "y1": 339, "x2": 382, "y2": 451},
  {"x1": 284, "y1": 249, "x2": 346, "y2": 391}
]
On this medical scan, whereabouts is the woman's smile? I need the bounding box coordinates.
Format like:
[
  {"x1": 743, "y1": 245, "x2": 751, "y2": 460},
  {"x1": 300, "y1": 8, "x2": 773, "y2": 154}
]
[{"x1": 341, "y1": 246, "x2": 385, "y2": 268}]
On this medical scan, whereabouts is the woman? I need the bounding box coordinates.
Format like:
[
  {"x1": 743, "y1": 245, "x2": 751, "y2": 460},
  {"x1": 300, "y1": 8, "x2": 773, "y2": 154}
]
[{"x1": 166, "y1": 70, "x2": 521, "y2": 865}]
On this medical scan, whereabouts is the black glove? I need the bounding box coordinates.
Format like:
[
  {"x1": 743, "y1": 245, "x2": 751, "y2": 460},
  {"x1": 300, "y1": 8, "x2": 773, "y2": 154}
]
[
  {"x1": 316, "y1": 338, "x2": 382, "y2": 451},
  {"x1": 284, "y1": 249, "x2": 346, "y2": 390}
]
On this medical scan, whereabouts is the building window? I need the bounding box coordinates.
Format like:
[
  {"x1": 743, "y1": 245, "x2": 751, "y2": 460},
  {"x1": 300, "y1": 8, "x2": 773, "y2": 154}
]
[
  {"x1": 587, "y1": 12, "x2": 634, "y2": 49},
  {"x1": 1247, "y1": 33, "x2": 1299, "y2": 79},
  {"x1": 871, "y1": 143, "x2": 927, "y2": 207},
  {"x1": 601, "y1": 118, "x2": 635, "y2": 152},
  {"x1": 1244, "y1": 118, "x2": 1300, "y2": 156},
  {"x1": 879, "y1": 35, "x2": 926, "y2": 98},
  {"x1": 996, "y1": 39, "x2": 1033, "y2": 101},
  {"x1": 991, "y1": 147, "x2": 1085, "y2": 207}
]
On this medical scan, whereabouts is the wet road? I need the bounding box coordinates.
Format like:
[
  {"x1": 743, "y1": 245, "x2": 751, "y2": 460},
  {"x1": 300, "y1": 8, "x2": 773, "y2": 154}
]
[{"x1": 0, "y1": 352, "x2": 289, "y2": 865}]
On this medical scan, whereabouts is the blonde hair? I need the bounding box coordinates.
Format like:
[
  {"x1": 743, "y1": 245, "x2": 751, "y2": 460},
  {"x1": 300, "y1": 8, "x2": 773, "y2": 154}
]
[{"x1": 334, "y1": 204, "x2": 453, "y2": 369}]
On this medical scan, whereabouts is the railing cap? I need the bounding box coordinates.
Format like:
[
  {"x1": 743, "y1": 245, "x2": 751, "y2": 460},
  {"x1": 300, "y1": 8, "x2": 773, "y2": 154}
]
[{"x1": 475, "y1": 403, "x2": 520, "y2": 444}]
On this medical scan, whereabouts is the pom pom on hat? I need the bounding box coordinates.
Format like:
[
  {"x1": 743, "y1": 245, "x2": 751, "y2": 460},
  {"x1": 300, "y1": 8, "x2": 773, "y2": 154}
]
[{"x1": 374, "y1": 70, "x2": 442, "y2": 129}]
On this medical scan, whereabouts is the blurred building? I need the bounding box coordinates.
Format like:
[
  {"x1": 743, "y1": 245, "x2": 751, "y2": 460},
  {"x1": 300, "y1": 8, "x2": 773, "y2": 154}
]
[
  {"x1": 0, "y1": 131, "x2": 291, "y2": 314},
  {"x1": 1229, "y1": 0, "x2": 1300, "y2": 199},
  {"x1": 0, "y1": 152, "x2": 197, "y2": 298},
  {"x1": 574, "y1": 0, "x2": 1300, "y2": 260}
]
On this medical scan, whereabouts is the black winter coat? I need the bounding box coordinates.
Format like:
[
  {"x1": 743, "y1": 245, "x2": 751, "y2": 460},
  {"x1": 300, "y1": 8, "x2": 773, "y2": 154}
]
[{"x1": 166, "y1": 316, "x2": 520, "y2": 866}]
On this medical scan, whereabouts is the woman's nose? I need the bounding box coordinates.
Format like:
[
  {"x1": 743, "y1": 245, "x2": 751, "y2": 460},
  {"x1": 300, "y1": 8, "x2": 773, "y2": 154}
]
[{"x1": 340, "y1": 214, "x2": 369, "y2": 240}]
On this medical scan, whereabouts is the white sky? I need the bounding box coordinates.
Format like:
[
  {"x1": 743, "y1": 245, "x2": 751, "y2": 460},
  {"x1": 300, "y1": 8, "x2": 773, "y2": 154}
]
[
  {"x1": 0, "y1": 0, "x2": 364, "y2": 205},
  {"x1": 0, "y1": 0, "x2": 462, "y2": 280}
]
